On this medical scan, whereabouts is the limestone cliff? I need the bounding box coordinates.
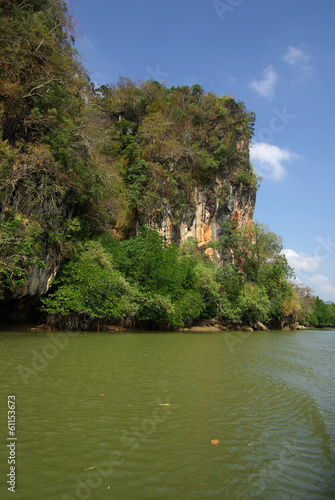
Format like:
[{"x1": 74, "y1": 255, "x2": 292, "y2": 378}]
[
  {"x1": 14, "y1": 172, "x2": 256, "y2": 301},
  {"x1": 141, "y1": 119, "x2": 257, "y2": 262},
  {"x1": 146, "y1": 179, "x2": 255, "y2": 262}
]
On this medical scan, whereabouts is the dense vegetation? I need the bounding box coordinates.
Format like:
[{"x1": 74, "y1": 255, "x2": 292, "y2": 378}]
[
  {"x1": 0, "y1": 0, "x2": 333, "y2": 330},
  {"x1": 38, "y1": 225, "x2": 296, "y2": 330}
]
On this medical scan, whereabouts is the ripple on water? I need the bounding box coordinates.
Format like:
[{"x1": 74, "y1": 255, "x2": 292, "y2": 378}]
[{"x1": 0, "y1": 329, "x2": 334, "y2": 499}]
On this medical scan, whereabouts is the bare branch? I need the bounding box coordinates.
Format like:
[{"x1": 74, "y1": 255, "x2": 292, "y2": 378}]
[
  {"x1": 21, "y1": 78, "x2": 59, "y2": 99},
  {"x1": 35, "y1": 23, "x2": 62, "y2": 53}
]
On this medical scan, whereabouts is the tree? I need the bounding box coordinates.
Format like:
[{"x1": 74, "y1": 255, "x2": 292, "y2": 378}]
[
  {"x1": 0, "y1": 0, "x2": 86, "y2": 144},
  {"x1": 239, "y1": 282, "x2": 271, "y2": 323},
  {"x1": 41, "y1": 241, "x2": 138, "y2": 330},
  {"x1": 191, "y1": 84, "x2": 204, "y2": 103},
  {"x1": 217, "y1": 221, "x2": 295, "y2": 325},
  {"x1": 107, "y1": 228, "x2": 211, "y2": 328},
  {"x1": 293, "y1": 285, "x2": 315, "y2": 324},
  {"x1": 111, "y1": 228, "x2": 194, "y2": 299},
  {"x1": 308, "y1": 297, "x2": 335, "y2": 326}
]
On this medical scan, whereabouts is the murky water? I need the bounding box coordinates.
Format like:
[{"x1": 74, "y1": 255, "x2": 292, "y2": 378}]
[{"x1": 0, "y1": 329, "x2": 334, "y2": 499}]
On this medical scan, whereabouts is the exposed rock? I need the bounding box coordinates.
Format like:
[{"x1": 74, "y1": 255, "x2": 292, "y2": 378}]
[
  {"x1": 15, "y1": 250, "x2": 61, "y2": 298},
  {"x1": 251, "y1": 321, "x2": 269, "y2": 331},
  {"x1": 180, "y1": 325, "x2": 222, "y2": 332},
  {"x1": 34, "y1": 324, "x2": 52, "y2": 331},
  {"x1": 146, "y1": 179, "x2": 255, "y2": 263},
  {"x1": 2, "y1": 166, "x2": 65, "y2": 301},
  {"x1": 104, "y1": 325, "x2": 128, "y2": 332},
  {"x1": 241, "y1": 325, "x2": 254, "y2": 331}
]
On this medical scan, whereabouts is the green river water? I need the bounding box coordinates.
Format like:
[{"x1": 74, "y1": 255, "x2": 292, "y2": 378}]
[{"x1": 0, "y1": 328, "x2": 334, "y2": 499}]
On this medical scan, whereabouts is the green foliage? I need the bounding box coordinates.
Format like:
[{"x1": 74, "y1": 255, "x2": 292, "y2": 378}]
[
  {"x1": 0, "y1": 210, "x2": 43, "y2": 298},
  {"x1": 0, "y1": 0, "x2": 129, "y2": 299},
  {"x1": 94, "y1": 76, "x2": 256, "y2": 223},
  {"x1": 239, "y1": 283, "x2": 271, "y2": 322},
  {"x1": 307, "y1": 297, "x2": 335, "y2": 326},
  {"x1": 0, "y1": 0, "x2": 259, "y2": 308},
  {"x1": 111, "y1": 229, "x2": 181, "y2": 292},
  {"x1": 174, "y1": 289, "x2": 205, "y2": 326},
  {"x1": 134, "y1": 292, "x2": 176, "y2": 328},
  {"x1": 0, "y1": 0, "x2": 84, "y2": 145},
  {"x1": 215, "y1": 221, "x2": 297, "y2": 326},
  {"x1": 293, "y1": 285, "x2": 315, "y2": 324},
  {"x1": 41, "y1": 241, "x2": 138, "y2": 329},
  {"x1": 216, "y1": 263, "x2": 243, "y2": 322},
  {"x1": 193, "y1": 261, "x2": 220, "y2": 318},
  {"x1": 43, "y1": 230, "x2": 210, "y2": 329},
  {"x1": 125, "y1": 160, "x2": 148, "y2": 209},
  {"x1": 41, "y1": 223, "x2": 331, "y2": 330}
]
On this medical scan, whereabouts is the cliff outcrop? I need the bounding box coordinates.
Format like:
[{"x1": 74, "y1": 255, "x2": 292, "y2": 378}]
[{"x1": 147, "y1": 179, "x2": 256, "y2": 263}]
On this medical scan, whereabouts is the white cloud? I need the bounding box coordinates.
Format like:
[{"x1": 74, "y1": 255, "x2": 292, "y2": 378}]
[
  {"x1": 320, "y1": 283, "x2": 335, "y2": 295},
  {"x1": 307, "y1": 274, "x2": 335, "y2": 295},
  {"x1": 283, "y1": 250, "x2": 335, "y2": 300},
  {"x1": 250, "y1": 142, "x2": 298, "y2": 181},
  {"x1": 308, "y1": 274, "x2": 329, "y2": 285},
  {"x1": 283, "y1": 46, "x2": 310, "y2": 65},
  {"x1": 250, "y1": 66, "x2": 278, "y2": 98},
  {"x1": 283, "y1": 249, "x2": 322, "y2": 273}
]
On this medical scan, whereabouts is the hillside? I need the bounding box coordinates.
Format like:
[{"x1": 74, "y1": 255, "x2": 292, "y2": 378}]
[{"x1": 1, "y1": 0, "x2": 333, "y2": 330}]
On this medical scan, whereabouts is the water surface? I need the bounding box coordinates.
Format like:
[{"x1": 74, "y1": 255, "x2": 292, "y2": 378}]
[{"x1": 0, "y1": 329, "x2": 334, "y2": 499}]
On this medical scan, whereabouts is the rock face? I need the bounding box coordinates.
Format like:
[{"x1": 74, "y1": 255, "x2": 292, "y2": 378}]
[
  {"x1": 3, "y1": 116, "x2": 256, "y2": 302},
  {"x1": 141, "y1": 117, "x2": 257, "y2": 261},
  {"x1": 2, "y1": 166, "x2": 65, "y2": 300},
  {"x1": 146, "y1": 178, "x2": 256, "y2": 262},
  {"x1": 16, "y1": 250, "x2": 61, "y2": 298},
  {"x1": 12, "y1": 177, "x2": 255, "y2": 303}
]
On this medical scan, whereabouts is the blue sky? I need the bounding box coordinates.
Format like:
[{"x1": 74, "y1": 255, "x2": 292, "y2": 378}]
[{"x1": 67, "y1": 0, "x2": 335, "y2": 302}]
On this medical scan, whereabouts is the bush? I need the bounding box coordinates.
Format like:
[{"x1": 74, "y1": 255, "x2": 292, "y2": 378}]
[{"x1": 41, "y1": 241, "x2": 138, "y2": 329}]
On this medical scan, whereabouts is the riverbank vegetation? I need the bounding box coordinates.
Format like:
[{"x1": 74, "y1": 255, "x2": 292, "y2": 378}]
[
  {"x1": 40, "y1": 224, "x2": 334, "y2": 330},
  {"x1": 0, "y1": 0, "x2": 333, "y2": 330}
]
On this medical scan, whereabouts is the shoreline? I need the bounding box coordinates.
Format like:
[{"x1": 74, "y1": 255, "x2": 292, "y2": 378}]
[{"x1": 1, "y1": 321, "x2": 330, "y2": 333}]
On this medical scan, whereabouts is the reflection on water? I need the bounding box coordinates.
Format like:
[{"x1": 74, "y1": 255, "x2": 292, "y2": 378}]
[{"x1": 0, "y1": 329, "x2": 334, "y2": 499}]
